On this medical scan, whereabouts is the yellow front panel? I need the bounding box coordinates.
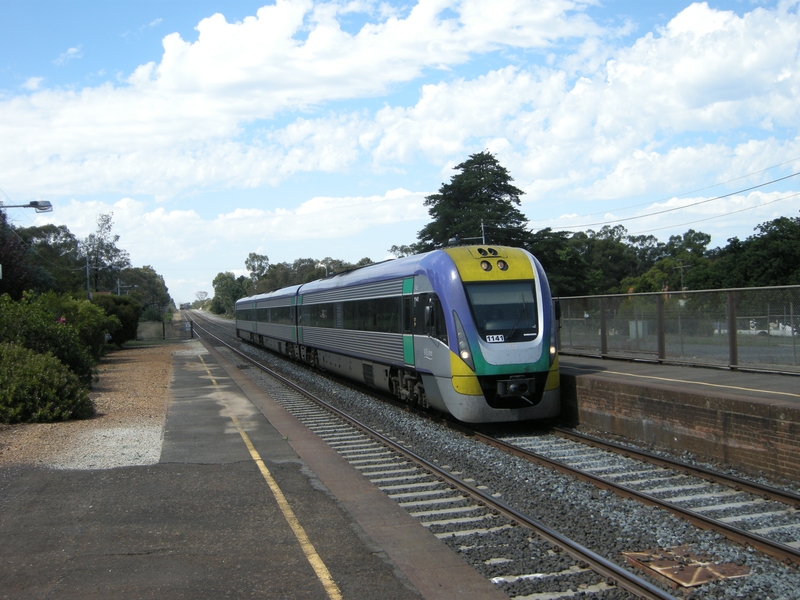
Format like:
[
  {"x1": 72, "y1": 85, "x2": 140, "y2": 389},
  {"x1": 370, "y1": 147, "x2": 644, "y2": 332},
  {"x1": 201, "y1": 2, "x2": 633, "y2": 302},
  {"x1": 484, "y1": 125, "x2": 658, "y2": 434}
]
[
  {"x1": 450, "y1": 351, "x2": 483, "y2": 395},
  {"x1": 443, "y1": 246, "x2": 534, "y2": 282},
  {"x1": 545, "y1": 355, "x2": 560, "y2": 391}
]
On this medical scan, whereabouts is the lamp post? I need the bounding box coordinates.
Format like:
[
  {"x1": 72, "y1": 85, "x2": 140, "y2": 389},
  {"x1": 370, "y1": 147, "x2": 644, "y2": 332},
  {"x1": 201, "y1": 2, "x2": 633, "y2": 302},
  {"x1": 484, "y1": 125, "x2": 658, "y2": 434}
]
[{"x1": 0, "y1": 200, "x2": 53, "y2": 213}]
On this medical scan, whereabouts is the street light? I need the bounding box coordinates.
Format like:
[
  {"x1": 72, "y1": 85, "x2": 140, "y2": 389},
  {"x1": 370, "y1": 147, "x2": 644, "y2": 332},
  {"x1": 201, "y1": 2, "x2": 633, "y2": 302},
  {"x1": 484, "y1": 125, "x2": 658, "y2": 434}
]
[{"x1": 0, "y1": 200, "x2": 53, "y2": 213}]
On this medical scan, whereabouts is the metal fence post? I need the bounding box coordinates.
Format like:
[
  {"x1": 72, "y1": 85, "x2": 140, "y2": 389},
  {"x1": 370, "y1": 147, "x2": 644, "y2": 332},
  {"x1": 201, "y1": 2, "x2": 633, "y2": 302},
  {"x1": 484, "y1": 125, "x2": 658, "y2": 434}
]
[
  {"x1": 599, "y1": 297, "x2": 608, "y2": 356},
  {"x1": 727, "y1": 291, "x2": 738, "y2": 369},
  {"x1": 656, "y1": 294, "x2": 665, "y2": 360},
  {"x1": 792, "y1": 301, "x2": 797, "y2": 366}
]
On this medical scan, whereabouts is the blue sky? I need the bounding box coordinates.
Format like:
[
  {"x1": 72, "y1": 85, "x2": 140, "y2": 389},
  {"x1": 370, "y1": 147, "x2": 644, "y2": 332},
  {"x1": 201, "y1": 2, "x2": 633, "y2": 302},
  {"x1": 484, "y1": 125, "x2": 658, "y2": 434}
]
[{"x1": 1, "y1": 0, "x2": 798, "y2": 304}]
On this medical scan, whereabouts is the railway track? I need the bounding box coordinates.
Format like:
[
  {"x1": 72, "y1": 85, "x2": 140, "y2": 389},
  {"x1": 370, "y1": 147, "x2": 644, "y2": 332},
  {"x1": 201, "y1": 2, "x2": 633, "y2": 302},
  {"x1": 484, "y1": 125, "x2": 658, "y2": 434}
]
[
  {"x1": 476, "y1": 429, "x2": 800, "y2": 566},
  {"x1": 188, "y1": 313, "x2": 669, "y2": 599},
  {"x1": 186, "y1": 311, "x2": 799, "y2": 597}
]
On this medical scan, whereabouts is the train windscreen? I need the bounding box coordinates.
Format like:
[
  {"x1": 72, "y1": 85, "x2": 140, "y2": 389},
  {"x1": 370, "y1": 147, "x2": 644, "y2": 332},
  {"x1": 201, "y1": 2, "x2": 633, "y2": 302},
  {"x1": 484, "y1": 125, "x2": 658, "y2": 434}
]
[{"x1": 464, "y1": 281, "x2": 539, "y2": 343}]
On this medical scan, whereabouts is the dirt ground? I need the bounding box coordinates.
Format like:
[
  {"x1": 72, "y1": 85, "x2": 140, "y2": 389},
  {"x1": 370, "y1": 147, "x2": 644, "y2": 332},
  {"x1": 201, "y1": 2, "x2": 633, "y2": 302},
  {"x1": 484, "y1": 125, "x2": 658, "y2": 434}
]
[{"x1": 0, "y1": 343, "x2": 177, "y2": 467}]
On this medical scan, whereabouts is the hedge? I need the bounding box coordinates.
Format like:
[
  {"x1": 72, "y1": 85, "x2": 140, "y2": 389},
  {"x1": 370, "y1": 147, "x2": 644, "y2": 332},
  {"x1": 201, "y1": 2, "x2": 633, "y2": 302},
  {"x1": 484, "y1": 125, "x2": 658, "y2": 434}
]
[{"x1": 0, "y1": 343, "x2": 93, "y2": 423}]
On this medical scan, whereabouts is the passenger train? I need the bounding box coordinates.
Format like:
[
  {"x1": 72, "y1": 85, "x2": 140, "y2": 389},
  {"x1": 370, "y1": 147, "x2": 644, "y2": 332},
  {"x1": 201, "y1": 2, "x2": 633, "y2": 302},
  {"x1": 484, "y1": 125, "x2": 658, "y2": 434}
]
[{"x1": 235, "y1": 245, "x2": 559, "y2": 423}]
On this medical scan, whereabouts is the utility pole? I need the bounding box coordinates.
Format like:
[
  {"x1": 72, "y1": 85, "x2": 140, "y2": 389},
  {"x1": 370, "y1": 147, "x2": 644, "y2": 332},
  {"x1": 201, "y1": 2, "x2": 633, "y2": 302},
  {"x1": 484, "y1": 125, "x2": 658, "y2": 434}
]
[{"x1": 673, "y1": 262, "x2": 691, "y2": 291}]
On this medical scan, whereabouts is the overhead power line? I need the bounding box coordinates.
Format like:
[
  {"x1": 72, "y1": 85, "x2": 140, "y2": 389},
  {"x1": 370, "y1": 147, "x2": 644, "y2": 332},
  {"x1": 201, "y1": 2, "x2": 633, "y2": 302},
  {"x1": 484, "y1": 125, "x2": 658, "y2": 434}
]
[
  {"x1": 527, "y1": 155, "x2": 800, "y2": 225},
  {"x1": 629, "y1": 190, "x2": 800, "y2": 236},
  {"x1": 537, "y1": 170, "x2": 800, "y2": 231}
]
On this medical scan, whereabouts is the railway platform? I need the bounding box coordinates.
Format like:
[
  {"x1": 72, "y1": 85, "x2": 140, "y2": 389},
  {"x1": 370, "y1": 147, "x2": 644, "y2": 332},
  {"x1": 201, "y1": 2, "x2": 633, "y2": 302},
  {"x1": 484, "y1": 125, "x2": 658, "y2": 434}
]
[
  {"x1": 0, "y1": 339, "x2": 505, "y2": 600},
  {"x1": 559, "y1": 354, "x2": 800, "y2": 482}
]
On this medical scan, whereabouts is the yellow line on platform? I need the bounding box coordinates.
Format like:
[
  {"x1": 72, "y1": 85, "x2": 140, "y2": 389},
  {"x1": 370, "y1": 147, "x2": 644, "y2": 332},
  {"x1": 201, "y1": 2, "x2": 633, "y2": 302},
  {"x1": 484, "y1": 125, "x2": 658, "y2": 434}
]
[{"x1": 199, "y1": 356, "x2": 343, "y2": 600}]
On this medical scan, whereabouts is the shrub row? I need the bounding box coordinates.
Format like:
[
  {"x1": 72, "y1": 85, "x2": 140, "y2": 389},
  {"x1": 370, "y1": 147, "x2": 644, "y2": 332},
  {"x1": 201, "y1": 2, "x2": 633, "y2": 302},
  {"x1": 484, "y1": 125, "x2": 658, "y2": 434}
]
[
  {"x1": 0, "y1": 292, "x2": 141, "y2": 423},
  {"x1": 0, "y1": 343, "x2": 92, "y2": 423}
]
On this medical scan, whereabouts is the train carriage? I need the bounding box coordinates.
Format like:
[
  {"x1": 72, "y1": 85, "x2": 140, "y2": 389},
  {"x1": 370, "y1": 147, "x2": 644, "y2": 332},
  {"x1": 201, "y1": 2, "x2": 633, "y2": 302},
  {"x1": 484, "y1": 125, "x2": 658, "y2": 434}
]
[
  {"x1": 235, "y1": 245, "x2": 559, "y2": 423},
  {"x1": 235, "y1": 285, "x2": 301, "y2": 356}
]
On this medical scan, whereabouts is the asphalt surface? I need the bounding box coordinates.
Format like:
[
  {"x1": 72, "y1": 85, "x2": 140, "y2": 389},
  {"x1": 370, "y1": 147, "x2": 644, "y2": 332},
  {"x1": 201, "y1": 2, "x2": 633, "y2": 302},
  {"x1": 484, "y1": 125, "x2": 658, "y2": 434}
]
[{"x1": 0, "y1": 340, "x2": 503, "y2": 600}]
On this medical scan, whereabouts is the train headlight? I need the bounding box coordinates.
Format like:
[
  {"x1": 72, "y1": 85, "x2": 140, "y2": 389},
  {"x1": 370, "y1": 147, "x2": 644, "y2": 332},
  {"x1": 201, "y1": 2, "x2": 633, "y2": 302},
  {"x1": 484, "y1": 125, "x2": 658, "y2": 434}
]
[
  {"x1": 453, "y1": 311, "x2": 475, "y2": 371},
  {"x1": 480, "y1": 260, "x2": 492, "y2": 271},
  {"x1": 497, "y1": 260, "x2": 508, "y2": 271}
]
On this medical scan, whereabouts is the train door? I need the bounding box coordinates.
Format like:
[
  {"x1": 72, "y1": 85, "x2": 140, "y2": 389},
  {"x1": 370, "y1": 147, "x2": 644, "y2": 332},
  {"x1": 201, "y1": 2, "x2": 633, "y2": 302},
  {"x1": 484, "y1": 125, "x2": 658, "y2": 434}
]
[{"x1": 412, "y1": 293, "x2": 447, "y2": 344}]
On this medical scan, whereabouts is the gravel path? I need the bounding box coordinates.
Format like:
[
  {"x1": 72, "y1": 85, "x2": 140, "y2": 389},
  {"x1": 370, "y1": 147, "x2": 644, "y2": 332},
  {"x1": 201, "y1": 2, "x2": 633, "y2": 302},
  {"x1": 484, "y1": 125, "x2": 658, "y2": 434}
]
[{"x1": 0, "y1": 342, "x2": 178, "y2": 469}]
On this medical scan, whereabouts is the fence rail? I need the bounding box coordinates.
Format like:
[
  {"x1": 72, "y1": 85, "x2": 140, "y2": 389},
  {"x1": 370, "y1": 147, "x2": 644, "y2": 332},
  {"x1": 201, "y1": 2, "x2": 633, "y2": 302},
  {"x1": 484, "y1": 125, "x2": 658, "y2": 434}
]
[
  {"x1": 556, "y1": 285, "x2": 800, "y2": 374},
  {"x1": 136, "y1": 321, "x2": 194, "y2": 341}
]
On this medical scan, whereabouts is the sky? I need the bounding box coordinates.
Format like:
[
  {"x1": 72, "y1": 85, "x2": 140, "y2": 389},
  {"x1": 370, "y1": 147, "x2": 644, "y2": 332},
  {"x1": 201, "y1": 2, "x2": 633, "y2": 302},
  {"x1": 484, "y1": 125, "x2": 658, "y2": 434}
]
[{"x1": 1, "y1": 0, "x2": 798, "y2": 305}]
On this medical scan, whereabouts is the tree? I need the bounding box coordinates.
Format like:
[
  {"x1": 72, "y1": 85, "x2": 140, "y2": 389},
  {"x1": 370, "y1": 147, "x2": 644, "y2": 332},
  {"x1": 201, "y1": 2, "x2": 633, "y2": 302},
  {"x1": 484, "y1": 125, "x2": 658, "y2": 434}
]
[
  {"x1": 245, "y1": 252, "x2": 269, "y2": 288},
  {"x1": 416, "y1": 151, "x2": 531, "y2": 250},
  {"x1": 527, "y1": 228, "x2": 594, "y2": 297},
  {"x1": 388, "y1": 244, "x2": 421, "y2": 258},
  {"x1": 119, "y1": 266, "x2": 173, "y2": 321},
  {"x1": 82, "y1": 213, "x2": 131, "y2": 294},
  {"x1": 0, "y1": 211, "x2": 34, "y2": 299},
  {"x1": 567, "y1": 226, "x2": 640, "y2": 294},
  {"x1": 697, "y1": 216, "x2": 800, "y2": 288},
  {"x1": 210, "y1": 272, "x2": 248, "y2": 315},
  {"x1": 16, "y1": 223, "x2": 84, "y2": 294},
  {"x1": 92, "y1": 295, "x2": 141, "y2": 346}
]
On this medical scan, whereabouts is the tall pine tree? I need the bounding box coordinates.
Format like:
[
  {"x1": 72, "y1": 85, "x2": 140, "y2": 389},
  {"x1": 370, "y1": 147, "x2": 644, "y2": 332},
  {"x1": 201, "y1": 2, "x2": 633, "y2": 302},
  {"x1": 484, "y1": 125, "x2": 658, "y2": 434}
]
[{"x1": 417, "y1": 151, "x2": 531, "y2": 250}]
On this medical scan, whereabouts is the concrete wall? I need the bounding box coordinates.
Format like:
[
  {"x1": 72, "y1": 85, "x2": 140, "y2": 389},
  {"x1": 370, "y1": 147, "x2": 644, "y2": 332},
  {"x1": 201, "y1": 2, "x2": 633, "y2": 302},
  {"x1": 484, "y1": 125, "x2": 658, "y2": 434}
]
[{"x1": 560, "y1": 374, "x2": 800, "y2": 482}]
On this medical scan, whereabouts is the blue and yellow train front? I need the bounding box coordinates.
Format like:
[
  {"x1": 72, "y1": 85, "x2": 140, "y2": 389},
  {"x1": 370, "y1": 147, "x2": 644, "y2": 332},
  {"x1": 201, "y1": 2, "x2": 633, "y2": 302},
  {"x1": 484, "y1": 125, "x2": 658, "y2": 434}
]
[{"x1": 420, "y1": 246, "x2": 560, "y2": 423}]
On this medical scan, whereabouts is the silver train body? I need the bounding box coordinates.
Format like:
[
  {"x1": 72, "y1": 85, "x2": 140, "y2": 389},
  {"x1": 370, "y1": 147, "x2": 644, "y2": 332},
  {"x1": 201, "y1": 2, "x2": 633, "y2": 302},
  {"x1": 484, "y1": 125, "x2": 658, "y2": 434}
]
[{"x1": 235, "y1": 245, "x2": 559, "y2": 423}]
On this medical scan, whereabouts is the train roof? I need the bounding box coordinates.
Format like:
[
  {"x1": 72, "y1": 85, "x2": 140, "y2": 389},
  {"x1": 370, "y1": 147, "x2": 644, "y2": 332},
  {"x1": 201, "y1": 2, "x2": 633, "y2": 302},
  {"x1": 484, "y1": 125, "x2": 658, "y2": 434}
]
[
  {"x1": 236, "y1": 284, "x2": 303, "y2": 306},
  {"x1": 235, "y1": 252, "x2": 435, "y2": 306},
  {"x1": 236, "y1": 245, "x2": 537, "y2": 306},
  {"x1": 297, "y1": 252, "x2": 434, "y2": 295}
]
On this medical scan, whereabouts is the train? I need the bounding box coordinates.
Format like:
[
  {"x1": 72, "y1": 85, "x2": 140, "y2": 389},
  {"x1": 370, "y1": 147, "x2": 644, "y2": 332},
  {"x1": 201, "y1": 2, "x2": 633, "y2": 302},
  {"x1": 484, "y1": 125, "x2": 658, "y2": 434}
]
[{"x1": 234, "y1": 245, "x2": 559, "y2": 423}]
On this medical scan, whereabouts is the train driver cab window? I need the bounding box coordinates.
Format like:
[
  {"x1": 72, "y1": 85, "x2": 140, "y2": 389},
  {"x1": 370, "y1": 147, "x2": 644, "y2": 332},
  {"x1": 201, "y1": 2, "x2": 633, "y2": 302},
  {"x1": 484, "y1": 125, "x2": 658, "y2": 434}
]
[
  {"x1": 464, "y1": 281, "x2": 539, "y2": 343},
  {"x1": 413, "y1": 294, "x2": 447, "y2": 344}
]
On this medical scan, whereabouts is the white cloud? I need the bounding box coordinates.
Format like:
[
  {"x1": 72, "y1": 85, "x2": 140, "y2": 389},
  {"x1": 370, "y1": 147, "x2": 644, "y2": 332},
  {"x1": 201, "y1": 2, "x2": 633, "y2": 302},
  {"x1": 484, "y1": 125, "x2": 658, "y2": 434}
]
[
  {"x1": 21, "y1": 77, "x2": 44, "y2": 91},
  {"x1": 4, "y1": 1, "x2": 800, "y2": 302},
  {"x1": 53, "y1": 45, "x2": 83, "y2": 66},
  {"x1": 1, "y1": 0, "x2": 604, "y2": 198},
  {"x1": 48, "y1": 188, "x2": 428, "y2": 302}
]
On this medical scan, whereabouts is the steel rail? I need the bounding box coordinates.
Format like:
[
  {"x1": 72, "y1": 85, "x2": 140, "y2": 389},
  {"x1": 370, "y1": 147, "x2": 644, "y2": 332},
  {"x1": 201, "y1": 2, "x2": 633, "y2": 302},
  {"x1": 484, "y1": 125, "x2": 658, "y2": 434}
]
[
  {"x1": 553, "y1": 427, "x2": 800, "y2": 508},
  {"x1": 467, "y1": 429, "x2": 800, "y2": 566},
  {"x1": 189, "y1": 316, "x2": 676, "y2": 600}
]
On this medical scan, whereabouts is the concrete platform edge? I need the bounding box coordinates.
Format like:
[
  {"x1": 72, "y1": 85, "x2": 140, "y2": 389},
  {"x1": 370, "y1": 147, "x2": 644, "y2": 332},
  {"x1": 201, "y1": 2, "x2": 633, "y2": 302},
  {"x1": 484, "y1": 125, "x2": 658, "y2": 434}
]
[{"x1": 197, "y1": 339, "x2": 507, "y2": 600}]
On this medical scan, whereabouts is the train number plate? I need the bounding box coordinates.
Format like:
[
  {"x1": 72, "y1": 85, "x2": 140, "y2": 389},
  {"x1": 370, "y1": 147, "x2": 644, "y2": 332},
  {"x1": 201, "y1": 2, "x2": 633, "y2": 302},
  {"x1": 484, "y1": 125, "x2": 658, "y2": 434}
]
[{"x1": 486, "y1": 334, "x2": 505, "y2": 342}]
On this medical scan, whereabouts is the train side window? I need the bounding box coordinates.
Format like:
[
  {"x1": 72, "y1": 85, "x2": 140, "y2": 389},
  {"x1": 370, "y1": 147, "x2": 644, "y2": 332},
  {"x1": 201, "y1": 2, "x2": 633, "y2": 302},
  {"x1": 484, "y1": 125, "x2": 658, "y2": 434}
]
[
  {"x1": 413, "y1": 294, "x2": 447, "y2": 344},
  {"x1": 269, "y1": 306, "x2": 294, "y2": 325}
]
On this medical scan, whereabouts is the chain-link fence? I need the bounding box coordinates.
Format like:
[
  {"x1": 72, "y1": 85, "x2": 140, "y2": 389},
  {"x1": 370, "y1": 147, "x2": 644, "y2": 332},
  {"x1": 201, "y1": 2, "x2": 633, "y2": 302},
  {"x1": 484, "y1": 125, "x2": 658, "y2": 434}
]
[
  {"x1": 557, "y1": 285, "x2": 800, "y2": 373},
  {"x1": 136, "y1": 320, "x2": 194, "y2": 341}
]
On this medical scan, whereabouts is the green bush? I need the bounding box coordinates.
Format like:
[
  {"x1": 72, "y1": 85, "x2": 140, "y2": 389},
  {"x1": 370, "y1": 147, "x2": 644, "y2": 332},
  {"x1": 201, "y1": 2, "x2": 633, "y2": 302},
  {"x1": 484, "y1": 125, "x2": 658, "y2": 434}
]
[
  {"x1": 92, "y1": 295, "x2": 141, "y2": 346},
  {"x1": 140, "y1": 305, "x2": 164, "y2": 322},
  {"x1": 0, "y1": 343, "x2": 93, "y2": 423},
  {"x1": 0, "y1": 294, "x2": 96, "y2": 386},
  {"x1": 34, "y1": 292, "x2": 120, "y2": 361}
]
